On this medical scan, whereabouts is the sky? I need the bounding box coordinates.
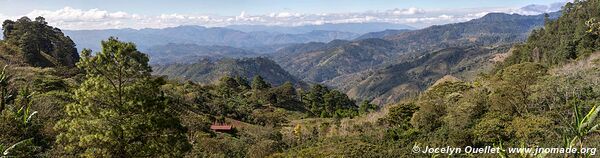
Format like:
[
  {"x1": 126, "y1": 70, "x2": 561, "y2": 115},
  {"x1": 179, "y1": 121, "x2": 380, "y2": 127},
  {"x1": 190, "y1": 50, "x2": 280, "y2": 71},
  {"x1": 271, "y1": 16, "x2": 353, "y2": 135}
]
[{"x1": 0, "y1": 0, "x2": 569, "y2": 30}]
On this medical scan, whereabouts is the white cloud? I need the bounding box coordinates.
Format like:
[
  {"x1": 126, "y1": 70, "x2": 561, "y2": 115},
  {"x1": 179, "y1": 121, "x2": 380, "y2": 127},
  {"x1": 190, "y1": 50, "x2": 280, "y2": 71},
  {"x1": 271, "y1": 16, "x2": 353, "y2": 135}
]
[
  {"x1": 159, "y1": 14, "x2": 186, "y2": 20},
  {"x1": 390, "y1": 7, "x2": 426, "y2": 15},
  {"x1": 269, "y1": 12, "x2": 302, "y2": 18},
  {"x1": 508, "y1": 2, "x2": 566, "y2": 15},
  {"x1": 0, "y1": 2, "x2": 567, "y2": 30},
  {"x1": 26, "y1": 7, "x2": 137, "y2": 21}
]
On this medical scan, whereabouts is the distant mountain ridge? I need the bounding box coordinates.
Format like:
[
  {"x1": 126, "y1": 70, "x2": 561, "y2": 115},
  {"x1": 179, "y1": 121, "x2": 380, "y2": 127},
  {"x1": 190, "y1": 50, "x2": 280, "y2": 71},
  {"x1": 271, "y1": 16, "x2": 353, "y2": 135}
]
[
  {"x1": 64, "y1": 25, "x2": 360, "y2": 52},
  {"x1": 354, "y1": 29, "x2": 411, "y2": 40},
  {"x1": 225, "y1": 22, "x2": 415, "y2": 34}
]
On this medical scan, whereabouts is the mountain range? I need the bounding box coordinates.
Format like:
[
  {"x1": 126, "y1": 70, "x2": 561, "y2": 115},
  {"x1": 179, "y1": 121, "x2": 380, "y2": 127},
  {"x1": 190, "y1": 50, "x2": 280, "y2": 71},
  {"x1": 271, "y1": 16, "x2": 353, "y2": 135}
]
[
  {"x1": 225, "y1": 22, "x2": 415, "y2": 34},
  {"x1": 63, "y1": 12, "x2": 559, "y2": 105},
  {"x1": 273, "y1": 12, "x2": 557, "y2": 82},
  {"x1": 268, "y1": 12, "x2": 558, "y2": 104},
  {"x1": 64, "y1": 26, "x2": 361, "y2": 52}
]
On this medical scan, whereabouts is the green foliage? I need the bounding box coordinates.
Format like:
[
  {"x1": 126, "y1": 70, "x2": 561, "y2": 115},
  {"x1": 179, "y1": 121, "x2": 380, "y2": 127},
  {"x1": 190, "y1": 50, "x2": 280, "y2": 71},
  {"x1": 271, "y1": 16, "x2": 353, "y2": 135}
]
[
  {"x1": 0, "y1": 67, "x2": 45, "y2": 157},
  {"x1": 2, "y1": 16, "x2": 79, "y2": 67},
  {"x1": 411, "y1": 80, "x2": 471, "y2": 131},
  {"x1": 566, "y1": 103, "x2": 599, "y2": 149},
  {"x1": 302, "y1": 84, "x2": 359, "y2": 118},
  {"x1": 0, "y1": 65, "x2": 14, "y2": 113},
  {"x1": 358, "y1": 100, "x2": 378, "y2": 115},
  {"x1": 382, "y1": 103, "x2": 419, "y2": 141},
  {"x1": 471, "y1": 114, "x2": 508, "y2": 146},
  {"x1": 271, "y1": 81, "x2": 302, "y2": 110},
  {"x1": 383, "y1": 103, "x2": 418, "y2": 127},
  {"x1": 507, "y1": 115, "x2": 554, "y2": 144},
  {"x1": 54, "y1": 37, "x2": 190, "y2": 157},
  {"x1": 490, "y1": 62, "x2": 547, "y2": 116},
  {"x1": 251, "y1": 75, "x2": 271, "y2": 90}
]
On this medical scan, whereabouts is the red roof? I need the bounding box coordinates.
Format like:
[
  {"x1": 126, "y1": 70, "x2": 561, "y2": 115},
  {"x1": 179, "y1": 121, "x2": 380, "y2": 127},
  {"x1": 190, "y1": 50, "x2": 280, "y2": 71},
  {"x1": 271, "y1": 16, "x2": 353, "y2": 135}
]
[{"x1": 210, "y1": 125, "x2": 233, "y2": 130}]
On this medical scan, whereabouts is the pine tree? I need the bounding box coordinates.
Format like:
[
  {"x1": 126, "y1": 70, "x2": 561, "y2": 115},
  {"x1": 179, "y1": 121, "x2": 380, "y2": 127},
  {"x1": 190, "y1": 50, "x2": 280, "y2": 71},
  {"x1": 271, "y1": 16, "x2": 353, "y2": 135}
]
[{"x1": 54, "y1": 37, "x2": 190, "y2": 157}]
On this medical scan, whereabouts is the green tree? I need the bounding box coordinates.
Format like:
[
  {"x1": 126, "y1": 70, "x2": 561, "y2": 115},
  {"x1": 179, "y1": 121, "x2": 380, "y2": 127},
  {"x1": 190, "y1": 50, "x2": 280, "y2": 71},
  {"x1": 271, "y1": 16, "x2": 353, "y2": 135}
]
[
  {"x1": 382, "y1": 102, "x2": 420, "y2": 141},
  {"x1": 382, "y1": 103, "x2": 418, "y2": 129},
  {"x1": 2, "y1": 16, "x2": 79, "y2": 67},
  {"x1": 251, "y1": 75, "x2": 270, "y2": 91},
  {"x1": 234, "y1": 76, "x2": 251, "y2": 91},
  {"x1": 303, "y1": 84, "x2": 328, "y2": 116},
  {"x1": 217, "y1": 76, "x2": 240, "y2": 98},
  {"x1": 490, "y1": 62, "x2": 547, "y2": 116},
  {"x1": 274, "y1": 82, "x2": 297, "y2": 105},
  {"x1": 410, "y1": 80, "x2": 471, "y2": 132},
  {"x1": 54, "y1": 37, "x2": 190, "y2": 157}
]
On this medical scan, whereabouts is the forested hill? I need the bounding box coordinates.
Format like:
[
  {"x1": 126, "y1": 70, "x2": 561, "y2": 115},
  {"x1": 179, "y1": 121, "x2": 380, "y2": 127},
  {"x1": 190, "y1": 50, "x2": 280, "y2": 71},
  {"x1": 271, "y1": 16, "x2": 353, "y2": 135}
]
[
  {"x1": 2, "y1": 17, "x2": 79, "y2": 67},
  {"x1": 152, "y1": 57, "x2": 302, "y2": 86},
  {"x1": 504, "y1": 0, "x2": 600, "y2": 67}
]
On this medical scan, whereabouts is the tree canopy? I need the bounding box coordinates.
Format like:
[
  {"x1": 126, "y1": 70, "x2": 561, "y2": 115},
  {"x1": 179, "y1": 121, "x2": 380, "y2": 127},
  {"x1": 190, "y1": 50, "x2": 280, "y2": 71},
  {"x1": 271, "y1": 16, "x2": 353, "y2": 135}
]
[
  {"x1": 2, "y1": 16, "x2": 79, "y2": 67},
  {"x1": 53, "y1": 37, "x2": 190, "y2": 157}
]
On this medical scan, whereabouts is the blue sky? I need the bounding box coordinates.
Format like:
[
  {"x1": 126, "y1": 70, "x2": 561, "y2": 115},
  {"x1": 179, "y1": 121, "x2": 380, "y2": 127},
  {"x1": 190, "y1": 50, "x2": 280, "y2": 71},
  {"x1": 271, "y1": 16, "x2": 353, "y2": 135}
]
[{"x1": 0, "y1": 0, "x2": 568, "y2": 29}]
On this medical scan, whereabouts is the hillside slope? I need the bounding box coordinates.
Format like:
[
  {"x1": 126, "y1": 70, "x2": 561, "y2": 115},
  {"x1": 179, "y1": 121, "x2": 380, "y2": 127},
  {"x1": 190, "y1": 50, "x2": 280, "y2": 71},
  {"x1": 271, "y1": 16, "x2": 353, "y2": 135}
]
[
  {"x1": 342, "y1": 46, "x2": 511, "y2": 105},
  {"x1": 273, "y1": 12, "x2": 557, "y2": 85}
]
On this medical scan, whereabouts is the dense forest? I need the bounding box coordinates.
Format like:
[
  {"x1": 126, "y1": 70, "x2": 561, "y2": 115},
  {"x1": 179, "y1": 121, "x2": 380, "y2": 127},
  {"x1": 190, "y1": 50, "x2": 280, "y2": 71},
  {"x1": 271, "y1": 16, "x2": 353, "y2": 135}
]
[{"x1": 1, "y1": 0, "x2": 600, "y2": 157}]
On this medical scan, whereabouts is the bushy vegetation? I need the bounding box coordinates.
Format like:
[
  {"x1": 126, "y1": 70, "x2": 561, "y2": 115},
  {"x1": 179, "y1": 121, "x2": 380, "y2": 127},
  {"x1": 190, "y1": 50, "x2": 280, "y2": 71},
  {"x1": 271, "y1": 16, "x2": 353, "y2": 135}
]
[{"x1": 505, "y1": 0, "x2": 600, "y2": 67}]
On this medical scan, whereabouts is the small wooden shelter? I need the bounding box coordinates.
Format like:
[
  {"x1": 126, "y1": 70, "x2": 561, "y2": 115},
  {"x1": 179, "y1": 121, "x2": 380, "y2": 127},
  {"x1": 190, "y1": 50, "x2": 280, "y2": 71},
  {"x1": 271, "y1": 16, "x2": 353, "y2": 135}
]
[{"x1": 210, "y1": 122, "x2": 234, "y2": 132}]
